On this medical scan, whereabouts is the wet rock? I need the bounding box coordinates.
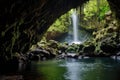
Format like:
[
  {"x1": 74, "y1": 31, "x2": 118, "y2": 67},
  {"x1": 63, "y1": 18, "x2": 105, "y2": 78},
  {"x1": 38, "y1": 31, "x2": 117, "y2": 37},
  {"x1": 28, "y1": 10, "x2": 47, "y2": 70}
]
[
  {"x1": 78, "y1": 44, "x2": 84, "y2": 55},
  {"x1": 107, "y1": 27, "x2": 115, "y2": 33},
  {"x1": 58, "y1": 43, "x2": 68, "y2": 54},
  {"x1": 47, "y1": 40, "x2": 59, "y2": 48},
  {"x1": 0, "y1": 75, "x2": 23, "y2": 80},
  {"x1": 32, "y1": 55, "x2": 40, "y2": 61},
  {"x1": 78, "y1": 44, "x2": 84, "y2": 51},
  {"x1": 66, "y1": 43, "x2": 79, "y2": 53},
  {"x1": 56, "y1": 53, "x2": 67, "y2": 59},
  {"x1": 28, "y1": 48, "x2": 57, "y2": 61},
  {"x1": 100, "y1": 42, "x2": 117, "y2": 54},
  {"x1": 83, "y1": 45, "x2": 95, "y2": 55},
  {"x1": 0, "y1": 52, "x2": 29, "y2": 74}
]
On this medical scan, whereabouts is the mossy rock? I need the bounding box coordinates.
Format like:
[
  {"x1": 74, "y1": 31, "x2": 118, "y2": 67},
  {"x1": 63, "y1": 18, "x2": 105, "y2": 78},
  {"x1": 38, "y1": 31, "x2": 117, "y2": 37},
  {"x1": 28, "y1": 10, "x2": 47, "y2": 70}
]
[
  {"x1": 83, "y1": 44, "x2": 96, "y2": 54},
  {"x1": 107, "y1": 27, "x2": 116, "y2": 33},
  {"x1": 78, "y1": 44, "x2": 84, "y2": 51},
  {"x1": 100, "y1": 42, "x2": 117, "y2": 55},
  {"x1": 47, "y1": 40, "x2": 59, "y2": 48}
]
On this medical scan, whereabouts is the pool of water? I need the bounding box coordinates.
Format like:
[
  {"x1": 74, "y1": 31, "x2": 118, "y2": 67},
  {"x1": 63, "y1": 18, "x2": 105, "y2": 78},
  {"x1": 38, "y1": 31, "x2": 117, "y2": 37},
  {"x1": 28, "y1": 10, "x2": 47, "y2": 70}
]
[{"x1": 22, "y1": 58, "x2": 120, "y2": 80}]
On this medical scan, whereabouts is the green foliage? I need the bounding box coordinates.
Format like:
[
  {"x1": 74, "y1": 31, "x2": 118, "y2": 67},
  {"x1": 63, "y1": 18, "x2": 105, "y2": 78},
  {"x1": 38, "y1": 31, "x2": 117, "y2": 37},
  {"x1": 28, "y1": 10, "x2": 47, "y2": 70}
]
[
  {"x1": 48, "y1": 10, "x2": 72, "y2": 33},
  {"x1": 42, "y1": 10, "x2": 74, "y2": 40},
  {"x1": 81, "y1": 0, "x2": 110, "y2": 29},
  {"x1": 66, "y1": 44, "x2": 79, "y2": 53},
  {"x1": 99, "y1": 0, "x2": 110, "y2": 20},
  {"x1": 84, "y1": 0, "x2": 97, "y2": 20},
  {"x1": 84, "y1": 0, "x2": 110, "y2": 20}
]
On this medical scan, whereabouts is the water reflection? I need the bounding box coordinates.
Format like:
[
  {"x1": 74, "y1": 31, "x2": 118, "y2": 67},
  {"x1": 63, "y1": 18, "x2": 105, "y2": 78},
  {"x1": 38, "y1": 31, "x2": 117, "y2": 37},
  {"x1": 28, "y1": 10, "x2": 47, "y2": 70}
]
[
  {"x1": 63, "y1": 58, "x2": 95, "y2": 80},
  {"x1": 23, "y1": 58, "x2": 120, "y2": 80},
  {"x1": 23, "y1": 60, "x2": 67, "y2": 80},
  {"x1": 80, "y1": 58, "x2": 120, "y2": 80}
]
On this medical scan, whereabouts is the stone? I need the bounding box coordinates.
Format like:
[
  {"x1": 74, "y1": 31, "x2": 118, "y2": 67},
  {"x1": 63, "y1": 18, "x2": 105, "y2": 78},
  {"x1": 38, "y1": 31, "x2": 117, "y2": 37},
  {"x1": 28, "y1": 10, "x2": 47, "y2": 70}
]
[
  {"x1": 100, "y1": 42, "x2": 117, "y2": 54},
  {"x1": 83, "y1": 45, "x2": 95, "y2": 54}
]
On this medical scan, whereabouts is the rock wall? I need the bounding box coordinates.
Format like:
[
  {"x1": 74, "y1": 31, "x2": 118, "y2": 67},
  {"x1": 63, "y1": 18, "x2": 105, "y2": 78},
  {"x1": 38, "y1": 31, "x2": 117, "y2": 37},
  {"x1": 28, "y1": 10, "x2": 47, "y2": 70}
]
[
  {"x1": 0, "y1": 0, "x2": 88, "y2": 58},
  {"x1": 107, "y1": 0, "x2": 120, "y2": 20}
]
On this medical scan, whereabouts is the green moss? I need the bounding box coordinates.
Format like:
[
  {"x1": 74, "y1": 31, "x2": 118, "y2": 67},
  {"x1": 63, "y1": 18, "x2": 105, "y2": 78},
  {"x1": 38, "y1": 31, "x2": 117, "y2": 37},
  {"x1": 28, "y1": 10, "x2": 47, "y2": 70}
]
[{"x1": 1, "y1": 31, "x2": 5, "y2": 37}]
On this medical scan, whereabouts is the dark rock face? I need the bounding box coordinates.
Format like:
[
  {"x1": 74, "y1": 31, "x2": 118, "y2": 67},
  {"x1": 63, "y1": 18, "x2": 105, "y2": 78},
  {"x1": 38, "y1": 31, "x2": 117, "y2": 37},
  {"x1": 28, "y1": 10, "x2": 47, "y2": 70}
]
[
  {"x1": 100, "y1": 43, "x2": 117, "y2": 54},
  {"x1": 83, "y1": 45, "x2": 95, "y2": 55},
  {"x1": 0, "y1": 0, "x2": 88, "y2": 58},
  {"x1": 107, "y1": 0, "x2": 120, "y2": 20}
]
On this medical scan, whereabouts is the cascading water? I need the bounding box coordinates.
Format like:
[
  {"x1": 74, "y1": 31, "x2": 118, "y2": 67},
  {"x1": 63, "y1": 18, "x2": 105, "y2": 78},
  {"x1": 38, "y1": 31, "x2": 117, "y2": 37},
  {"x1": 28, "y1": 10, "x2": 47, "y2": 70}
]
[
  {"x1": 71, "y1": 10, "x2": 81, "y2": 44},
  {"x1": 54, "y1": 9, "x2": 91, "y2": 44}
]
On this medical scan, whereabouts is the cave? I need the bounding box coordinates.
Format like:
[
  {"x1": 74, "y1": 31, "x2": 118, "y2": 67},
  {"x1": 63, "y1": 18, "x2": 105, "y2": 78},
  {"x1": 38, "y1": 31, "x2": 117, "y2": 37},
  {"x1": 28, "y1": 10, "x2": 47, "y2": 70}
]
[
  {"x1": 0, "y1": 0, "x2": 120, "y2": 58},
  {"x1": 0, "y1": 0, "x2": 120, "y2": 79}
]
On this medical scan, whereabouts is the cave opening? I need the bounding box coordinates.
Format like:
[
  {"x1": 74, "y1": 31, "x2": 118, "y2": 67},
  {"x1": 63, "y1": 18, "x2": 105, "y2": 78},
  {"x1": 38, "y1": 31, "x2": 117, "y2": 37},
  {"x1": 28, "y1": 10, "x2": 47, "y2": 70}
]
[{"x1": 0, "y1": 0, "x2": 120, "y2": 79}]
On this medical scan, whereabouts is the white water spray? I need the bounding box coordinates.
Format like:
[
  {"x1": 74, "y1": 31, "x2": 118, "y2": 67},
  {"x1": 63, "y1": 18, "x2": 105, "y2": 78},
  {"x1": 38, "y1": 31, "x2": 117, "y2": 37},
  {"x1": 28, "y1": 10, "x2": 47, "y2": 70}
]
[{"x1": 71, "y1": 10, "x2": 81, "y2": 44}]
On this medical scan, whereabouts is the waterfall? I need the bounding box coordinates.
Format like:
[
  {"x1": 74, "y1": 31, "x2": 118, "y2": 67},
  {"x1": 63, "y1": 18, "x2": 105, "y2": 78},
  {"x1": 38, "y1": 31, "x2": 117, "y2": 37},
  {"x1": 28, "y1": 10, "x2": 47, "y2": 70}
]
[
  {"x1": 55, "y1": 9, "x2": 91, "y2": 44},
  {"x1": 71, "y1": 10, "x2": 81, "y2": 44}
]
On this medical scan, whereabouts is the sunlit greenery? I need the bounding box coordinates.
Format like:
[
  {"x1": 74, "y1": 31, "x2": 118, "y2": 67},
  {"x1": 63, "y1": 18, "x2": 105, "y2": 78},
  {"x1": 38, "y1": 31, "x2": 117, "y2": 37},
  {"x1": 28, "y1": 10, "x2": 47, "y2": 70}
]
[
  {"x1": 81, "y1": 0, "x2": 110, "y2": 29},
  {"x1": 42, "y1": 10, "x2": 74, "y2": 40},
  {"x1": 45, "y1": 0, "x2": 110, "y2": 38},
  {"x1": 48, "y1": 10, "x2": 73, "y2": 33},
  {"x1": 42, "y1": 0, "x2": 111, "y2": 42},
  {"x1": 84, "y1": 0, "x2": 110, "y2": 20},
  {"x1": 84, "y1": 0, "x2": 97, "y2": 20}
]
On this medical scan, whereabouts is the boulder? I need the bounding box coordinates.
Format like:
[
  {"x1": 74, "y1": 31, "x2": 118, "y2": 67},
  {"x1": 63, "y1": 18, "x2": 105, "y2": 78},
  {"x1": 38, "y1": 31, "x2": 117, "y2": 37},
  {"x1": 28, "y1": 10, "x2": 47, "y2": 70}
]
[
  {"x1": 83, "y1": 44, "x2": 95, "y2": 55},
  {"x1": 28, "y1": 48, "x2": 51, "y2": 61},
  {"x1": 47, "y1": 40, "x2": 59, "y2": 48},
  {"x1": 100, "y1": 42, "x2": 117, "y2": 54},
  {"x1": 78, "y1": 44, "x2": 84, "y2": 52}
]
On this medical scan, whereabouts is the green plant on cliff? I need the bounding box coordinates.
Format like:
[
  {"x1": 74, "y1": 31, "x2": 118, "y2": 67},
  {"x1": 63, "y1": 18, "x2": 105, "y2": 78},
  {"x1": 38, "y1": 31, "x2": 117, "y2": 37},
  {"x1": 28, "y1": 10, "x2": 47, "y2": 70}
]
[
  {"x1": 80, "y1": 0, "x2": 110, "y2": 30},
  {"x1": 48, "y1": 10, "x2": 72, "y2": 33}
]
